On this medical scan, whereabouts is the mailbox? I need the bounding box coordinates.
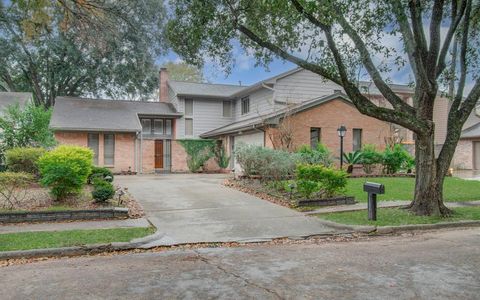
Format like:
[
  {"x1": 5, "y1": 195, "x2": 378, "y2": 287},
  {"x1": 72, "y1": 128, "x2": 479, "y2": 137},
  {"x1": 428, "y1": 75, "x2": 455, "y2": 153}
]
[
  {"x1": 363, "y1": 182, "x2": 385, "y2": 221},
  {"x1": 363, "y1": 182, "x2": 385, "y2": 194}
]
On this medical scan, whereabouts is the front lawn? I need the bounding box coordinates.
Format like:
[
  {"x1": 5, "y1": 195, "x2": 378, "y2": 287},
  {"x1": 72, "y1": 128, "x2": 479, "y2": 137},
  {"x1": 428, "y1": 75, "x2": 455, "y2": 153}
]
[
  {"x1": 0, "y1": 227, "x2": 155, "y2": 252},
  {"x1": 346, "y1": 177, "x2": 480, "y2": 202},
  {"x1": 318, "y1": 206, "x2": 480, "y2": 226}
]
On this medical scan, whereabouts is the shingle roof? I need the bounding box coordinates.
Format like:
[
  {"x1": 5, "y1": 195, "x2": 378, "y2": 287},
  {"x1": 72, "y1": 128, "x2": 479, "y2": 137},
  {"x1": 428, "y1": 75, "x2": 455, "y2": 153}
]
[
  {"x1": 168, "y1": 81, "x2": 247, "y2": 98},
  {"x1": 201, "y1": 93, "x2": 350, "y2": 138},
  {"x1": 0, "y1": 92, "x2": 31, "y2": 113},
  {"x1": 50, "y1": 97, "x2": 182, "y2": 132}
]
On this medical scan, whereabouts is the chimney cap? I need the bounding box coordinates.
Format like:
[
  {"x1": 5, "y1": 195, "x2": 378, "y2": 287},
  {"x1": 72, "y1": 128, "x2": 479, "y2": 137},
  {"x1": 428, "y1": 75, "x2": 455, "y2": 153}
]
[{"x1": 160, "y1": 67, "x2": 167, "y2": 71}]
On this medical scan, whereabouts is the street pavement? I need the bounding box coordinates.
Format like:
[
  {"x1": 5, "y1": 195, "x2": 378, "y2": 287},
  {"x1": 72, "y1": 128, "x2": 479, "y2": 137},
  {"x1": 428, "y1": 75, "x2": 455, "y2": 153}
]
[{"x1": 1, "y1": 228, "x2": 479, "y2": 299}]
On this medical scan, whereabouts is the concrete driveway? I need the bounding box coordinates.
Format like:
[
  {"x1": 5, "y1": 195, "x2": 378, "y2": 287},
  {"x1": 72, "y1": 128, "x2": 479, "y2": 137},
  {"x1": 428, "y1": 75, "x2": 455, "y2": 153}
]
[{"x1": 115, "y1": 174, "x2": 342, "y2": 245}]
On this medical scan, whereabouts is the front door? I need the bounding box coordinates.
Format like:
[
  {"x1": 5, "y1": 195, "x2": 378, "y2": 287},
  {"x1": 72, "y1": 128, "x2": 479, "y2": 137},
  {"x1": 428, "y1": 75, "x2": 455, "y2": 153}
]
[{"x1": 155, "y1": 140, "x2": 164, "y2": 169}]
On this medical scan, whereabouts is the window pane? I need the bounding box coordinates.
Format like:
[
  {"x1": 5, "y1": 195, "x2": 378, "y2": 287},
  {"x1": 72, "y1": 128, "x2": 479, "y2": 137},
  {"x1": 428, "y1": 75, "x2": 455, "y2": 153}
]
[
  {"x1": 153, "y1": 119, "x2": 164, "y2": 135},
  {"x1": 185, "y1": 99, "x2": 193, "y2": 116},
  {"x1": 185, "y1": 118, "x2": 193, "y2": 136},
  {"x1": 104, "y1": 134, "x2": 115, "y2": 165},
  {"x1": 141, "y1": 119, "x2": 151, "y2": 134},
  {"x1": 165, "y1": 119, "x2": 172, "y2": 135},
  {"x1": 87, "y1": 133, "x2": 99, "y2": 165},
  {"x1": 241, "y1": 97, "x2": 250, "y2": 115},
  {"x1": 310, "y1": 128, "x2": 320, "y2": 149},
  {"x1": 353, "y1": 129, "x2": 362, "y2": 151},
  {"x1": 223, "y1": 101, "x2": 232, "y2": 117}
]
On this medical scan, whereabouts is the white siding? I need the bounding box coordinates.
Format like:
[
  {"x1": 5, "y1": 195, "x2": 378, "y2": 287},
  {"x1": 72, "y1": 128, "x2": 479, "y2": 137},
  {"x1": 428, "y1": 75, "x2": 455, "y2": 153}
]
[
  {"x1": 233, "y1": 88, "x2": 275, "y2": 121},
  {"x1": 274, "y1": 69, "x2": 343, "y2": 103},
  {"x1": 175, "y1": 97, "x2": 234, "y2": 139}
]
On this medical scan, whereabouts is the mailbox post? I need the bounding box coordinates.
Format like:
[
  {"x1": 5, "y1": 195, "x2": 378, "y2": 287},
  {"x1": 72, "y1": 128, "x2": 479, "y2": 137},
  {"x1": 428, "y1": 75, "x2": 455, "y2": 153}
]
[{"x1": 363, "y1": 182, "x2": 385, "y2": 221}]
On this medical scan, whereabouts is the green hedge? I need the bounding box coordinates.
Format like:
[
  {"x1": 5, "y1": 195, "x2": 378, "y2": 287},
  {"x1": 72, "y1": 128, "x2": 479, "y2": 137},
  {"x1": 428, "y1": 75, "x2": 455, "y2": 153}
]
[{"x1": 5, "y1": 147, "x2": 46, "y2": 175}]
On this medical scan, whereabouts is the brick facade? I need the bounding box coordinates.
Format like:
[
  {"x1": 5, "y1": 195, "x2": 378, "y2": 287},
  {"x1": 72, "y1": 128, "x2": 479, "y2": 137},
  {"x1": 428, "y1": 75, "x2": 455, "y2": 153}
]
[
  {"x1": 265, "y1": 98, "x2": 391, "y2": 153},
  {"x1": 452, "y1": 139, "x2": 475, "y2": 170},
  {"x1": 55, "y1": 131, "x2": 136, "y2": 173}
]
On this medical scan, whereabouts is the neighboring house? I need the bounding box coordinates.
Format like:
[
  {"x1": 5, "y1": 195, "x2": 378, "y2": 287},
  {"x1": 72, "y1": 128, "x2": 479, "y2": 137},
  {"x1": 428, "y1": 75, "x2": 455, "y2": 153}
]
[
  {"x1": 451, "y1": 107, "x2": 480, "y2": 169},
  {"x1": 50, "y1": 67, "x2": 453, "y2": 173},
  {"x1": 0, "y1": 92, "x2": 32, "y2": 115}
]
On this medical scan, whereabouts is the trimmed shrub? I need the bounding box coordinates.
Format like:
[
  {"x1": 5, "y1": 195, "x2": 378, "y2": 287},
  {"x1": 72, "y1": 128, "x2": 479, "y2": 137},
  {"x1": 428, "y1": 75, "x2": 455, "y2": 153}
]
[
  {"x1": 295, "y1": 144, "x2": 333, "y2": 166},
  {"x1": 88, "y1": 166, "x2": 114, "y2": 183},
  {"x1": 92, "y1": 179, "x2": 115, "y2": 202},
  {"x1": 235, "y1": 144, "x2": 296, "y2": 179},
  {"x1": 0, "y1": 172, "x2": 34, "y2": 210},
  {"x1": 296, "y1": 164, "x2": 347, "y2": 198},
  {"x1": 360, "y1": 144, "x2": 382, "y2": 174},
  {"x1": 37, "y1": 145, "x2": 93, "y2": 201},
  {"x1": 5, "y1": 147, "x2": 46, "y2": 175},
  {"x1": 382, "y1": 144, "x2": 413, "y2": 174}
]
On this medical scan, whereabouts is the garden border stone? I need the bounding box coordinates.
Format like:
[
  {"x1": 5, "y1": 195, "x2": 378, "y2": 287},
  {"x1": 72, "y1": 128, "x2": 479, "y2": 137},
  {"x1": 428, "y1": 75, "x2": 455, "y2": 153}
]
[
  {"x1": 297, "y1": 196, "x2": 356, "y2": 207},
  {"x1": 0, "y1": 208, "x2": 129, "y2": 224}
]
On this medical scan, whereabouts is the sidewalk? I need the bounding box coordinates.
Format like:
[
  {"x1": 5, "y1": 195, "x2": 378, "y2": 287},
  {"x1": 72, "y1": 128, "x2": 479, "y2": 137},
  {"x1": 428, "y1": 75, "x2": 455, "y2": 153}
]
[
  {"x1": 304, "y1": 200, "x2": 480, "y2": 215},
  {"x1": 0, "y1": 218, "x2": 151, "y2": 234}
]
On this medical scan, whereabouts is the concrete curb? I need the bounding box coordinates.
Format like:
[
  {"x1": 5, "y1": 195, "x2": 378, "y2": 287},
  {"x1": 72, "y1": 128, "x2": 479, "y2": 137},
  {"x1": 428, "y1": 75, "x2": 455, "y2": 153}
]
[{"x1": 373, "y1": 220, "x2": 480, "y2": 234}]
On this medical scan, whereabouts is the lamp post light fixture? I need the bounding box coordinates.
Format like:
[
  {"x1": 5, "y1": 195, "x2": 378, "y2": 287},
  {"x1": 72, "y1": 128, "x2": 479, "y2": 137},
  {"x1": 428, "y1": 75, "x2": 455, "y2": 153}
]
[{"x1": 337, "y1": 125, "x2": 347, "y2": 170}]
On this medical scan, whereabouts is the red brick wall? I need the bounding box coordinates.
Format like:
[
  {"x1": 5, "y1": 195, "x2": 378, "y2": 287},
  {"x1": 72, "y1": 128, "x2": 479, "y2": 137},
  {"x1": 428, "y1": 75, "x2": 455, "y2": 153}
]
[
  {"x1": 141, "y1": 140, "x2": 155, "y2": 173},
  {"x1": 54, "y1": 131, "x2": 137, "y2": 173},
  {"x1": 265, "y1": 98, "x2": 391, "y2": 153},
  {"x1": 171, "y1": 140, "x2": 188, "y2": 172}
]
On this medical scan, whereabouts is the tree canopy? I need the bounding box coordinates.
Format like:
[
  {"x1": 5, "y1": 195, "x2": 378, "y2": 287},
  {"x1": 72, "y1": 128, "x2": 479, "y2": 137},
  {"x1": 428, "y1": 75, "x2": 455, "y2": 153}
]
[
  {"x1": 167, "y1": 0, "x2": 480, "y2": 216},
  {"x1": 163, "y1": 61, "x2": 205, "y2": 83},
  {"x1": 0, "y1": 0, "x2": 168, "y2": 106}
]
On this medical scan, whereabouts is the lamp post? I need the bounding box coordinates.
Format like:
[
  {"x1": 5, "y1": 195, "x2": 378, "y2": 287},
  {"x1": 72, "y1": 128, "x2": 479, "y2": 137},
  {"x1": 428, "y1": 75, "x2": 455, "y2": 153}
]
[{"x1": 337, "y1": 125, "x2": 347, "y2": 170}]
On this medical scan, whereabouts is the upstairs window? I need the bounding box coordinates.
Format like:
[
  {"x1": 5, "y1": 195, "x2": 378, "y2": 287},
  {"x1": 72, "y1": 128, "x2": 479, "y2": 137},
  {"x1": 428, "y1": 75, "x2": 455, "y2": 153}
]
[
  {"x1": 241, "y1": 96, "x2": 250, "y2": 115},
  {"x1": 185, "y1": 118, "x2": 193, "y2": 136},
  {"x1": 141, "y1": 119, "x2": 151, "y2": 134},
  {"x1": 185, "y1": 98, "x2": 193, "y2": 116},
  {"x1": 165, "y1": 119, "x2": 172, "y2": 135},
  {"x1": 223, "y1": 101, "x2": 232, "y2": 117},
  {"x1": 310, "y1": 128, "x2": 321, "y2": 149},
  {"x1": 153, "y1": 119, "x2": 164, "y2": 135}
]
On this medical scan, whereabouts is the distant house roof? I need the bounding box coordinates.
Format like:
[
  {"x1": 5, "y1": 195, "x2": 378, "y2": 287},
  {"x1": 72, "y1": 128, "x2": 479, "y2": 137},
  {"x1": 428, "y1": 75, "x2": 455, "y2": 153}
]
[
  {"x1": 168, "y1": 81, "x2": 247, "y2": 98},
  {"x1": 200, "y1": 92, "x2": 351, "y2": 138},
  {"x1": 0, "y1": 92, "x2": 31, "y2": 113},
  {"x1": 50, "y1": 97, "x2": 182, "y2": 132}
]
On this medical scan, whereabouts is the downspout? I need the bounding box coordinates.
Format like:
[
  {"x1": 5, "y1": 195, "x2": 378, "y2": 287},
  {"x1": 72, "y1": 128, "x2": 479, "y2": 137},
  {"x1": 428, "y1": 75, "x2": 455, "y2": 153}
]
[{"x1": 139, "y1": 131, "x2": 143, "y2": 174}]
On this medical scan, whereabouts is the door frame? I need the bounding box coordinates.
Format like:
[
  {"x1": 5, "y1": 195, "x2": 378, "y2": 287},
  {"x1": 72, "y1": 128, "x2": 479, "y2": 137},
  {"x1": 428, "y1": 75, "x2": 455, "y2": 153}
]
[
  {"x1": 154, "y1": 140, "x2": 164, "y2": 169},
  {"x1": 154, "y1": 139, "x2": 172, "y2": 172}
]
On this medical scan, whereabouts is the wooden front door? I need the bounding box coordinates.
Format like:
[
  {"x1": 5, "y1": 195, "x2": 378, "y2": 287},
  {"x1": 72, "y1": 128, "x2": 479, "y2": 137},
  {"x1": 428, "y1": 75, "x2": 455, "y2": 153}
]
[{"x1": 155, "y1": 140, "x2": 164, "y2": 169}]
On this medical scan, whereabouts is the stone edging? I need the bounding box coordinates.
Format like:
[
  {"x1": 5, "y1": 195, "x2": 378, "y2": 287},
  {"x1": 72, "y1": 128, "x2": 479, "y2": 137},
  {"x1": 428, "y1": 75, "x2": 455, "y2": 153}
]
[{"x1": 0, "y1": 208, "x2": 129, "y2": 224}]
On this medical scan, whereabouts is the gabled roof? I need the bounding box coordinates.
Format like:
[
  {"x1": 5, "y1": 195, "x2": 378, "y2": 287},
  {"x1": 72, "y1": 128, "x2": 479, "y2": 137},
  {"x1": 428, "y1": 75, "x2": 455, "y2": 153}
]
[
  {"x1": 461, "y1": 108, "x2": 480, "y2": 138},
  {"x1": 50, "y1": 97, "x2": 182, "y2": 132},
  {"x1": 200, "y1": 92, "x2": 351, "y2": 138},
  {"x1": 0, "y1": 92, "x2": 31, "y2": 113},
  {"x1": 168, "y1": 81, "x2": 247, "y2": 98}
]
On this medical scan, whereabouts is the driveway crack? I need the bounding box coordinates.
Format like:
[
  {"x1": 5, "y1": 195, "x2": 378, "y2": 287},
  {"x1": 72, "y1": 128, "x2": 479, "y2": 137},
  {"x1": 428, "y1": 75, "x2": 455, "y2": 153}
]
[{"x1": 193, "y1": 250, "x2": 284, "y2": 299}]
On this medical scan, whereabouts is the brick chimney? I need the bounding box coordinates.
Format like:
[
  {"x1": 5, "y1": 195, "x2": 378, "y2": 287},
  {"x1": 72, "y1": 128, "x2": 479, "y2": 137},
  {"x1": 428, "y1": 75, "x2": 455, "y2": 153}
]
[{"x1": 159, "y1": 67, "x2": 169, "y2": 102}]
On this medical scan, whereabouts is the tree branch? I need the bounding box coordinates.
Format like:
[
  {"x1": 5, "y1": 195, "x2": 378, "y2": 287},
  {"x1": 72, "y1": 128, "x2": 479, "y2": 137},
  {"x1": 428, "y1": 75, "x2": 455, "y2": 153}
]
[
  {"x1": 427, "y1": 0, "x2": 445, "y2": 78},
  {"x1": 436, "y1": 0, "x2": 468, "y2": 78}
]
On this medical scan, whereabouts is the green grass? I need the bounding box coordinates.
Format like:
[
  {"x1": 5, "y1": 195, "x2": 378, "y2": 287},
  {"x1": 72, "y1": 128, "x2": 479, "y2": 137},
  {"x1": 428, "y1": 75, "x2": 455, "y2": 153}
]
[
  {"x1": 0, "y1": 227, "x2": 155, "y2": 252},
  {"x1": 346, "y1": 177, "x2": 480, "y2": 202},
  {"x1": 318, "y1": 207, "x2": 480, "y2": 226}
]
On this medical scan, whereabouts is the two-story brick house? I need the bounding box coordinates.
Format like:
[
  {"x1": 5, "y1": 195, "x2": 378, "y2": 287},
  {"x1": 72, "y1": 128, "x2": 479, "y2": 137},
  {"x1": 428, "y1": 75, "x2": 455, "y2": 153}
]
[{"x1": 50, "y1": 67, "x2": 452, "y2": 173}]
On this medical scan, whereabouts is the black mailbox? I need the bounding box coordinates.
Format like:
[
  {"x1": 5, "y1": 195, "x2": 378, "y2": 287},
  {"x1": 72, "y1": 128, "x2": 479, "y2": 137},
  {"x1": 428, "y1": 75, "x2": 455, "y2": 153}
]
[
  {"x1": 363, "y1": 182, "x2": 385, "y2": 194},
  {"x1": 363, "y1": 182, "x2": 385, "y2": 221}
]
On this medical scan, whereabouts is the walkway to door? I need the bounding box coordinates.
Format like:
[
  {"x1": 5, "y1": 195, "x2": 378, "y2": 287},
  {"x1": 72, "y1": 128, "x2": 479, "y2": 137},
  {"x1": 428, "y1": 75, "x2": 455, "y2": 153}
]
[{"x1": 115, "y1": 174, "x2": 344, "y2": 245}]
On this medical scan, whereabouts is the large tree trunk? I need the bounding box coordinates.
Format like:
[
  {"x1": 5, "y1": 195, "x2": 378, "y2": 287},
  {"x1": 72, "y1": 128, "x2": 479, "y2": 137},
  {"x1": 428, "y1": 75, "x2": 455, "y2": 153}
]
[{"x1": 409, "y1": 133, "x2": 451, "y2": 216}]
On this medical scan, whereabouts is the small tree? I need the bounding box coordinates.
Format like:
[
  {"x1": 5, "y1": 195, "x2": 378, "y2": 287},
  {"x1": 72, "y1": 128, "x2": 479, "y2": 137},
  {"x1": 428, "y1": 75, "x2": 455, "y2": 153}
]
[
  {"x1": 177, "y1": 139, "x2": 215, "y2": 172},
  {"x1": 0, "y1": 103, "x2": 56, "y2": 151}
]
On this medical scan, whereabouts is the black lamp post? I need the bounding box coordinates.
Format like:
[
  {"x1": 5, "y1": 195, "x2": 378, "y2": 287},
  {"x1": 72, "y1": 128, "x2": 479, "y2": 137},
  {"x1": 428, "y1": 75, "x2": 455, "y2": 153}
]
[{"x1": 337, "y1": 125, "x2": 347, "y2": 170}]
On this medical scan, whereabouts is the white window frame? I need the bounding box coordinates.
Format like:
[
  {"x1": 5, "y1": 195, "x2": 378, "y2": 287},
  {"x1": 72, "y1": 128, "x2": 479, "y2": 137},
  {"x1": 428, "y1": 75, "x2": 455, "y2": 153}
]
[
  {"x1": 223, "y1": 100, "x2": 232, "y2": 118},
  {"x1": 184, "y1": 98, "x2": 194, "y2": 116},
  {"x1": 241, "y1": 96, "x2": 250, "y2": 115},
  {"x1": 185, "y1": 118, "x2": 193, "y2": 136}
]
